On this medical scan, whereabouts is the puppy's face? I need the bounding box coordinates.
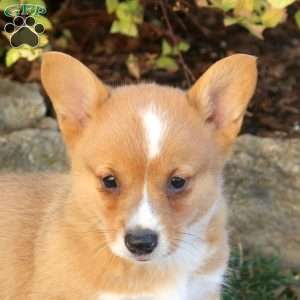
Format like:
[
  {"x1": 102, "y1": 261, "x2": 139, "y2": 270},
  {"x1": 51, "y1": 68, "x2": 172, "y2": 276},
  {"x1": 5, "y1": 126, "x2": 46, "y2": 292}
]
[
  {"x1": 41, "y1": 53, "x2": 257, "y2": 263},
  {"x1": 71, "y1": 85, "x2": 221, "y2": 262}
]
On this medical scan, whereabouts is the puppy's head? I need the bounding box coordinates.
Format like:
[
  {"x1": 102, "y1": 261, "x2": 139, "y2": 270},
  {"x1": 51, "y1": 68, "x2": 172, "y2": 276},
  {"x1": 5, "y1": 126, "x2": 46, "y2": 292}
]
[{"x1": 41, "y1": 52, "x2": 257, "y2": 263}]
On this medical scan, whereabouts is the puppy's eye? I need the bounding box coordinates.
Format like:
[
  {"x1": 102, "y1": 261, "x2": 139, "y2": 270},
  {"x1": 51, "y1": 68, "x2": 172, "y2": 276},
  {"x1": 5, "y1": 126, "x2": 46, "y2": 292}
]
[
  {"x1": 102, "y1": 175, "x2": 118, "y2": 190},
  {"x1": 168, "y1": 176, "x2": 186, "y2": 193}
]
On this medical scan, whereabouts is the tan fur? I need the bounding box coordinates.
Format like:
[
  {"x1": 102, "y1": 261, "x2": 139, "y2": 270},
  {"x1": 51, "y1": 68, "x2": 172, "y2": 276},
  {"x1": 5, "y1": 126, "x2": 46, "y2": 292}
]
[{"x1": 0, "y1": 52, "x2": 257, "y2": 299}]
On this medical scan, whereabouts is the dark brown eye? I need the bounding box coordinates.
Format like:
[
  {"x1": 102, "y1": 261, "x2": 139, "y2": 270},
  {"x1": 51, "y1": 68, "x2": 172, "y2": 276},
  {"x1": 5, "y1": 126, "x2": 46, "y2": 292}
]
[
  {"x1": 168, "y1": 176, "x2": 186, "y2": 193},
  {"x1": 102, "y1": 175, "x2": 118, "y2": 189}
]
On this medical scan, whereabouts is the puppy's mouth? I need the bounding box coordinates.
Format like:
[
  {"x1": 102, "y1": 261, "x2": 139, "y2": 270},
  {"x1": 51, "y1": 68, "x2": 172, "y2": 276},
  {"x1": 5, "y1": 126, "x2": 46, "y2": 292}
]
[{"x1": 134, "y1": 255, "x2": 151, "y2": 262}]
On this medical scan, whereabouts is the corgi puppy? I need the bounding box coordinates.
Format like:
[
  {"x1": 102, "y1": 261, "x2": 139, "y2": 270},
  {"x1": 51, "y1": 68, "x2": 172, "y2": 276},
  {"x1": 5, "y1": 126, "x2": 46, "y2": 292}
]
[{"x1": 0, "y1": 52, "x2": 257, "y2": 300}]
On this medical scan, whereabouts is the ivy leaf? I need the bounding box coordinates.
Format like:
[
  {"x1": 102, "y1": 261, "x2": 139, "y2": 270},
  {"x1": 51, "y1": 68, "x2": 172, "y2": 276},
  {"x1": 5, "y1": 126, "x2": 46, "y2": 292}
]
[
  {"x1": 110, "y1": 19, "x2": 138, "y2": 37},
  {"x1": 224, "y1": 16, "x2": 239, "y2": 25},
  {"x1": 110, "y1": 20, "x2": 122, "y2": 33},
  {"x1": 127, "y1": 0, "x2": 143, "y2": 24},
  {"x1": 5, "y1": 48, "x2": 20, "y2": 67},
  {"x1": 177, "y1": 41, "x2": 190, "y2": 52},
  {"x1": 126, "y1": 54, "x2": 140, "y2": 79},
  {"x1": 38, "y1": 33, "x2": 49, "y2": 47},
  {"x1": 106, "y1": 0, "x2": 119, "y2": 14},
  {"x1": 5, "y1": 46, "x2": 42, "y2": 67},
  {"x1": 162, "y1": 39, "x2": 173, "y2": 56},
  {"x1": 234, "y1": 0, "x2": 254, "y2": 18},
  {"x1": 221, "y1": 0, "x2": 238, "y2": 12},
  {"x1": 116, "y1": 2, "x2": 134, "y2": 22},
  {"x1": 155, "y1": 56, "x2": 178, "y2": 72},
  {"x1": 121, "y1": 21, "x2": 138, "y2": 37},
  {"x1": 261, "y1": 8, "x2": 286, "y2": 28},
  {"x1": 295, "y1": 10, "x2": 300, "y2": 28},
  {"x1": 267, "y1": 0, "x2": 295, "y2": 9}
]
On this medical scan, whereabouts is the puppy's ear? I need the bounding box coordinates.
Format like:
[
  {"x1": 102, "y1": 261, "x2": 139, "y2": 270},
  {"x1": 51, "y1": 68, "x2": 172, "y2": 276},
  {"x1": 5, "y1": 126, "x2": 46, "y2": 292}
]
[
  {"x1": 41, "y1": 51, "x2": 109, "y2": 148},
  {"x1": 188, "y1": 54, "x2": 257, "y2": 153}
]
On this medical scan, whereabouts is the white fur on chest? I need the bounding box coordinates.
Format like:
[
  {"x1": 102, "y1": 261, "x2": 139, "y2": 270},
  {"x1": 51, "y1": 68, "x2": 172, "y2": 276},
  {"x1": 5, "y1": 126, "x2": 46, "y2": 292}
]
[{"x1": 96, "y1": 266, "x2": 224, "y2": 300}]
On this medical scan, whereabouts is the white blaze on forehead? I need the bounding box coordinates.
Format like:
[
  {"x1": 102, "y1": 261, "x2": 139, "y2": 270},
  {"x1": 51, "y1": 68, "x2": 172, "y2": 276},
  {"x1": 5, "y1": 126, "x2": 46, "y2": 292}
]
[
  {"x1": 142, "y1": 106, "x2": 166, "y2": 159},
  {"x1": 127, "y1": 185, "x2": 160, "y2": 230}
]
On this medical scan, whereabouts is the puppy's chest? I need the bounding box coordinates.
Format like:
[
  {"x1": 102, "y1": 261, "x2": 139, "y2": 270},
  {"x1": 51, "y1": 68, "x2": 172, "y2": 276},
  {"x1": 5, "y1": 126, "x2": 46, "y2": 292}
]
[
  {"x1": 96, "y1": 273, "x2": 216, "y2": 300},
  {"x1": 96, "y1": 274, "x2": 187, "y2": 300}
]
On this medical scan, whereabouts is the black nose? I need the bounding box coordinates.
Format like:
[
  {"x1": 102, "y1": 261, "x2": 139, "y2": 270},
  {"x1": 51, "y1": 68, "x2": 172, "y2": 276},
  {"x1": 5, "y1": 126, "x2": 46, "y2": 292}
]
[{"x1": 125, "y1": 229, "x2": 158, "y2": 255}]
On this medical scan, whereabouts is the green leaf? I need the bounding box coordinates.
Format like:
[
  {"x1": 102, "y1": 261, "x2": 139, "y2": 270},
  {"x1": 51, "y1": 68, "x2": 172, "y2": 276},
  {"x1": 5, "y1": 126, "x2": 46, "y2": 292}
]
[
  {"x1": 155, "y1": 56, "x2": 178, "y2": 72},
  {"x1": 162, "y1": 39, "x2": 173, "y2": 56},
  {"x1": 261, "y1": 8, "x2": 286, "y2": 28},
  {"x1": 120, "y1": 20, "x2": 138, "y2": 37},
  {"x1": 116, "y1": 0, "x2": 143, "y2": 23},
  {"x1": 127, "y1": 0, "x2": 143, "y2": 24},
  {"x1": 116, "y1": 2, "x2": 134, "y2": 21},
  {"x1": 224, "y1": 16, "x2": 239, "y2": 26},
  {"x1": 38, "y1": 33, "x2": 49, "y2": 47},
  {"x1": 6, "y1": 46, "x2": 42, "y2": 66},
  {"x1": 234, "y1": 0, "x2": 254, "y2": 18},
  {"x1": 110, "y1": 20, "x2": 122, "y2": 33},
  {"x1": 177, "y1": 41, "x2": 190, "y2": 52},
  {"x1": 5, "y1": 47, "x2": 20, "y2": 67},
  {"x1": 34, "y1": 15, "x2": 52, "y2": 30},
  {"x1": 20, "y1": 47, "x2": 42, "y2": 61},
  {"x1": 126, "y1": 54, "x2": 140, "y2": 79},
  {"x1": 111, "y1": 0, "x2": 143, "y2": 37},
  {"x1": 295, "y1": 10, "x2": 300, "y2": 28},
  {"x1": 267, "y1": 0, "x2": 295, "y2": 9},
  {"x1": 106, "y1": 0, "x2": 119, "y2": 14},
  {"x1": 221, "y1": 0, "x2": 238, "y2": 11},
  {"x1": 110, "y1": 19, "x2": 138, "y2": 37}
]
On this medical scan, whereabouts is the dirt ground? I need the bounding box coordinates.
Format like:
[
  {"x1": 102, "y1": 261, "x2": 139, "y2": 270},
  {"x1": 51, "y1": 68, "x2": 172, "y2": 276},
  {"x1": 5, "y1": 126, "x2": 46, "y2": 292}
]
[{"x1": 0, "y1": 0, "x2": 299, "y2": 137}]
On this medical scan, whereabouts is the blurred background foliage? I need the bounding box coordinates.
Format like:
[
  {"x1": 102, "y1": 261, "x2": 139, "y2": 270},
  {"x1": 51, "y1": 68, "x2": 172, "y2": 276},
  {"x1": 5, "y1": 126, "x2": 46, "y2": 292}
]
[
  {"x1": 0, "y1": 0, "x2": 299, "y2": 138},
  {"x1": 0, "y1": 0, "x2": 299, "y2": 68}
]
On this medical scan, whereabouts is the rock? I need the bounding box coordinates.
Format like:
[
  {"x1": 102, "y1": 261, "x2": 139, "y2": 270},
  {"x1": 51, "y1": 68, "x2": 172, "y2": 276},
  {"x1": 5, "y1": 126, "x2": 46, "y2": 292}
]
[
  {"x1": 0, "y1": 129, "x2": 68, "y2": 172},
  {"x1": 225, "y1": 135, "x2": 300, "y2": 268},
  {"x1": 36, "y1": 117, "x2": 59, "y2": 130},
  {"x1": 0, "y1": 79, "x2": 46, "y2": 131}
]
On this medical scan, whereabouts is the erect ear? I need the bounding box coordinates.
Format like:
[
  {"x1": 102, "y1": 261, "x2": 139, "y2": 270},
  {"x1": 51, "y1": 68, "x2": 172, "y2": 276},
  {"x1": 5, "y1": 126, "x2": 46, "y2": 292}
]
[
  {"x1": 187, "y1": 54, "x2": 257, "y2": 153},
  {"x1": 41, "y1": 51, "x2": 109, "y2": 148}
]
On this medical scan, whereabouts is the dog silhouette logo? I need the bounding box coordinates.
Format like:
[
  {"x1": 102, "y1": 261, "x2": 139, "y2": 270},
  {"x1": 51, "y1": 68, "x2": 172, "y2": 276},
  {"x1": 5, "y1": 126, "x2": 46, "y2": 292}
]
[{"x1": 4, "y1": 16, "x2": 44, "y2": 48}]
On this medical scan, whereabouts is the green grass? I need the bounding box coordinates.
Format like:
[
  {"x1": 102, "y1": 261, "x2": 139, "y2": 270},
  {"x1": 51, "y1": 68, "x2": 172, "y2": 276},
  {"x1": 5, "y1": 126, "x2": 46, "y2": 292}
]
[{"x1": 223, "y1": 249, "x2": 300, "y2": 300}]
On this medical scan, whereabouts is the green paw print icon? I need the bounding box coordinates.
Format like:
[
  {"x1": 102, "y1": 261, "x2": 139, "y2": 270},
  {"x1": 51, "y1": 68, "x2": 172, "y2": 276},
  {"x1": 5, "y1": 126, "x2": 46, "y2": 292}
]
[{"x1": 4, "y1": 16, "x2": 44, "y2": 48}]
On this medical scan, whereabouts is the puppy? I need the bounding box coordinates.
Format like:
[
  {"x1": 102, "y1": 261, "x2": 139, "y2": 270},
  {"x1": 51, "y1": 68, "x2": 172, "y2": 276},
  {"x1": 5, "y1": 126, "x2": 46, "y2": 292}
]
[{"x1": 0, "y1": 52, "x2": 257, "y2": 300}]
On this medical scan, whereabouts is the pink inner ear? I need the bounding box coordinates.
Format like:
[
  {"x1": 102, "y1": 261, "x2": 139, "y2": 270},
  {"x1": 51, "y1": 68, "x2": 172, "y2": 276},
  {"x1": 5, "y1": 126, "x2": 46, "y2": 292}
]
[
  {"x1": 204, "y1": 85, "x2": 225, "y2": 129},
  {"x1": 58, "y1": 93, "x2": 91, "y2": 128}
]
